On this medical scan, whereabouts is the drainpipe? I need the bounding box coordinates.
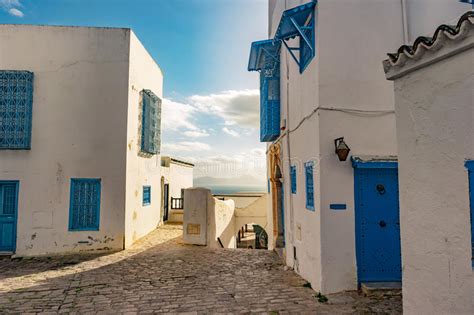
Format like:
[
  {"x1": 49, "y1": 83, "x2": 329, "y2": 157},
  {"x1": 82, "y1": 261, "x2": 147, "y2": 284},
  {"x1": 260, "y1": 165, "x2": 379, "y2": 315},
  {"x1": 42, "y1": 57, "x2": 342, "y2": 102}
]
[{"x1": 401, "y1": 0, "x2": 409, "y2": 44}]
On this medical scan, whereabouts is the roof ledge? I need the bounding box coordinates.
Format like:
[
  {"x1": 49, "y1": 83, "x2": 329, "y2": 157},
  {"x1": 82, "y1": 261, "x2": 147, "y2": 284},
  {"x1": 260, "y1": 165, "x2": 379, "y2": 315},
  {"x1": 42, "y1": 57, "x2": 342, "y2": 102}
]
[{"x1": 384, "y1": 11, "x2": 474, "y2": 80}]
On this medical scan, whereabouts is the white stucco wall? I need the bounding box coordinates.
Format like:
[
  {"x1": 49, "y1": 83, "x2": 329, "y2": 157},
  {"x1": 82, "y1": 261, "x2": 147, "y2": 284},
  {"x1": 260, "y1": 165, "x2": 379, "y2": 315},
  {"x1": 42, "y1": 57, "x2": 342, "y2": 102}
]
[
  {"x1": 183, "y1": 189, "x2": 269, "y2": 250},
  {"x1": 390, "y1": 47, "x2": 473, "y2": 314},
  {"x1": 124, "y1": 31, "x2": 164, "y2": 248},
  {"x1": 266, "y1": 0, "x2": 468, "y2": 293},
  {"x1": 0, "y1": 25, "x2": 130, "y2": 255}
]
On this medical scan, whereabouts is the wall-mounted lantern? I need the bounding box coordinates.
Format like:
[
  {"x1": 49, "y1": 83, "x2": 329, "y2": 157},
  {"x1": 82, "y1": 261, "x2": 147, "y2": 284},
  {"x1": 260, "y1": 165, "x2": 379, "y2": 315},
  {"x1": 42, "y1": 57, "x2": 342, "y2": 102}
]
[{"x1": 334, "y1": 137, "x2": 350, "y2": 161}]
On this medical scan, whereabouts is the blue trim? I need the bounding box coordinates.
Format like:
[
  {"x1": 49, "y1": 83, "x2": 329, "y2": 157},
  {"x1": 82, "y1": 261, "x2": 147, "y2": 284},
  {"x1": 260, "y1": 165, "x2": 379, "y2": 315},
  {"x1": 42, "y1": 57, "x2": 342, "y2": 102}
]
[
  {"x1": 143, "y1": 185, "x2": 151, "y2": 206},
  {"x1": 68, "y1": 178, "x2": 101, "y2": 231},
  {"x1": 459, "y1": 0, "x2": 474, "y2": 8},
  {"x1": 248, "y1": 39, "x2": 282, "y2": 72},
  {"x1": 290, "y1": 165, "x2": 297, "y2": 194},
  {"x1": 0, "y1": 180, "x2": 19, "y2": 252},
  {"x1": 351, "y1": 157, "x2": 398, "y2": 169},
  {"x1": 330, "y1": 204, "x2": 347, "y2": 210},
  {"x1": 465, "y1": 160, "x2": 474, "y2": 267},
  {"x1": 465, "y1": 160, "x2": 474, "y2": 171},
  {"x1": 305, "y1": 161, "x2": 315, "y2": 211},
  {"x1": 274, "y1": 1, "x2": 317, "y2": 73}
]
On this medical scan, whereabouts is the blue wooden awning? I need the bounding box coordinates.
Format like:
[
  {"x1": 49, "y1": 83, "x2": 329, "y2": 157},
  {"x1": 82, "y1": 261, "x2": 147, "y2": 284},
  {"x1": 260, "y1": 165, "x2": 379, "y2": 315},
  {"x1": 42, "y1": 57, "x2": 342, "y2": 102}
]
[
  {"x1": 248, "y1": 39, "x2": 281, "y2": 72},
  {"x1": 274, "y1": 1, "x2": 316, "y2": 73}
]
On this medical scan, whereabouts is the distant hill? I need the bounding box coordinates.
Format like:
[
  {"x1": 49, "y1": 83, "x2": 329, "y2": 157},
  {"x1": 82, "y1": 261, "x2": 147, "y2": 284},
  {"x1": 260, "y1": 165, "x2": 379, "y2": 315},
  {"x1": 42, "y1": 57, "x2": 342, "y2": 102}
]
[{"x1": 194, "y1": 175, "x2": 266, "y2": 188}]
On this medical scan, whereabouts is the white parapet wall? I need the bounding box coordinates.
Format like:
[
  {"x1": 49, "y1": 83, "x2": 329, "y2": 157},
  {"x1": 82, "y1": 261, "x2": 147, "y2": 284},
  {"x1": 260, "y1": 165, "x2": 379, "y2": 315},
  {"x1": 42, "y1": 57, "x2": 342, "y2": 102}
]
[{"x1": 183, "y1": 189, "x2": 268, "y2": 249}]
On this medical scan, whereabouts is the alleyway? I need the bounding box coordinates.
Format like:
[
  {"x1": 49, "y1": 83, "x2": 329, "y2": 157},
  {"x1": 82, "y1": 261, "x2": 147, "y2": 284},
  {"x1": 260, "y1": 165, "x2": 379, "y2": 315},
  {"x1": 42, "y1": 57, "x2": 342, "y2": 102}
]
[{"x1": 0, "y1": 224, "x2": 401, "y2": 314}]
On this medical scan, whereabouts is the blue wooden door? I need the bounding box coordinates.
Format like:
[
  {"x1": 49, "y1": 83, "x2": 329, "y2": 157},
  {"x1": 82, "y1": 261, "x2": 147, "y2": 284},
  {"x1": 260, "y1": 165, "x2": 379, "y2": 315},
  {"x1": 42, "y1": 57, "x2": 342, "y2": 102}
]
[
  {"x1": 354, "y1": 167, "x2": 401, "y2": 283},
  {"x1": 0, "y1": 181, "x2": 18, "y2": 252}
]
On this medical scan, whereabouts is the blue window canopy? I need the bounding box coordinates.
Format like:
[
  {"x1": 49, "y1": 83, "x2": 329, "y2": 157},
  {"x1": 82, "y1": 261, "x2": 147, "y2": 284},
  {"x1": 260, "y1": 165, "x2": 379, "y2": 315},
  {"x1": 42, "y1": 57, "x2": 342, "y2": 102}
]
[
  {"x1": 274, "y1": 1, "x2": 316, "y2": 73},
  {"x1": 248, "y1": 39, "x2": 282, "y2": 73}
]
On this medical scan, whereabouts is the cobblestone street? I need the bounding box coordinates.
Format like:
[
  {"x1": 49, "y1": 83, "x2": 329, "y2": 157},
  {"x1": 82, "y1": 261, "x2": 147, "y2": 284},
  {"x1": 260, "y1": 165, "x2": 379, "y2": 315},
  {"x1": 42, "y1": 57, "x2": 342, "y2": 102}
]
[{"x1": 0, "y1": 224, "x2": 401, "y2": 314}]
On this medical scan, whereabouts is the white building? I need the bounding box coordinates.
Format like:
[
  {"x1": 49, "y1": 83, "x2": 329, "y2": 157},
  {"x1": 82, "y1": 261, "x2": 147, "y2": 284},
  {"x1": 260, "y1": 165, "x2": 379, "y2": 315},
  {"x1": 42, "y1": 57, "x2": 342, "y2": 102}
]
[
  {"x1": 384, "y1": 12, "x2": 473, "y2": 314},
  {"x1": 0, "y1": 25, "x2": 164, "y2": 256},
  {"x1": 160, "y1": 156, "x2": 194, "y2": 223},
  {"x1": 248, "y1": 0, "x2": 471, "y2": 294}
]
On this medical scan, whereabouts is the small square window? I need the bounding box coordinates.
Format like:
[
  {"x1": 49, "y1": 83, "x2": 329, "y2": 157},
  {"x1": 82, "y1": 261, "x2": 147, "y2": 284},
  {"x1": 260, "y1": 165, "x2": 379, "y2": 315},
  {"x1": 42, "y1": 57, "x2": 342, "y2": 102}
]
[
  {"x1": 143, "y1": 186, "x2": 151, "y2": 206},
  {"x1": 69, "y1": 179, "x2": 101, "y2": 231}
]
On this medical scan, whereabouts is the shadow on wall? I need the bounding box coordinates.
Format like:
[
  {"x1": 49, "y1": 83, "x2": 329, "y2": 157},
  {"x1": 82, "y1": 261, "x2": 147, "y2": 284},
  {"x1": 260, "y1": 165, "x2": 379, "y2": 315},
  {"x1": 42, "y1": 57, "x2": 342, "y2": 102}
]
[{"x1": 182, "y1": 188, "x2": 269, "y2": 249}]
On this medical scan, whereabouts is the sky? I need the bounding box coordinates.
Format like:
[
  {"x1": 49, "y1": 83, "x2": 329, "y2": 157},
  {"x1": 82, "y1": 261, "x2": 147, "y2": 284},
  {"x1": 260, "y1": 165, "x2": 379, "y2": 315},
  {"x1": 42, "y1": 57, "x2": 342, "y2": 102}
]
[{"x1": 0, "y1": 0, "x2": 268, "y2": 181}]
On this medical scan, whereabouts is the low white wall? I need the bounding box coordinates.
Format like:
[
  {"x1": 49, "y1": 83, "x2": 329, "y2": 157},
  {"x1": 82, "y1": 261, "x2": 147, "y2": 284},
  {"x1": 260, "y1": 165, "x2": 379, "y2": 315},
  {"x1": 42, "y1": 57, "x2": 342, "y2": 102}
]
[
  {"x1": 183, "y1": 190, "x2": 269, "y2": 249},
  {"x1": 183, "y1": 188, "x2": 209, "y2": 246},
  {"x1": 391, "y1": 47, "x2": 474, "y2": 314},
  {"x1": 207, "y1": 198, "x2": 236, "y2": 249}
]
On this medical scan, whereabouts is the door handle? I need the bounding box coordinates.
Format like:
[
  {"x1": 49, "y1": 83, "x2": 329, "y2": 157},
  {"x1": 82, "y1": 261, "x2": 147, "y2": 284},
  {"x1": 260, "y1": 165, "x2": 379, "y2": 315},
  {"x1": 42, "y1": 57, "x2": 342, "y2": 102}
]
[{"x1": 379, "y1": 220, "x2": 387, "y2": 228}]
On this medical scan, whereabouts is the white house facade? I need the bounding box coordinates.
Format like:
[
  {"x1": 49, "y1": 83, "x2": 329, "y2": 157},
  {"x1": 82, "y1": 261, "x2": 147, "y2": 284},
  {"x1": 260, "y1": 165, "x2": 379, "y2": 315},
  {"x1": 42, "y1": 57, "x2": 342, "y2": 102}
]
[
  {"x1": 160, "y1": 156, "x2": 194, "y2": 223},
  {"x1": 384, "y1": 12, "x2": 474, "y2": 314},
  {"x1": 248, "y1": 0, "x2": 471, "y2": 294},
  {"x1": 0, "y1": 25, "x2": 164, "y2": 256}
]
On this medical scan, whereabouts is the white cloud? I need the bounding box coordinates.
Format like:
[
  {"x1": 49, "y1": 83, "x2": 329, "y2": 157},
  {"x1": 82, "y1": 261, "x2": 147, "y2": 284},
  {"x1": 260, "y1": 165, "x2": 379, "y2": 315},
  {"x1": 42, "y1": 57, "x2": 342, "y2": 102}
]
[
  {"x1": 162, "y1": 98, "x2": 198, "y2": 131},
  {"x1": 183, "y1": 130, "x2": 209, "y2": 138},
  {"x1": 188, "y1": 90, "x2": 260, "y2": 128},
  {"x1": 8, "y1": 7, "x2": 23, "y2": 17},
  {"x1": 1, "y1": 0, "x2": 23, "y2": 17},
  {"x1": 162, "y1": 141, "x2": 211, "y2": 152},
  {"x1": 222, "y1": 127, "x2": 239, "y2": 138}
]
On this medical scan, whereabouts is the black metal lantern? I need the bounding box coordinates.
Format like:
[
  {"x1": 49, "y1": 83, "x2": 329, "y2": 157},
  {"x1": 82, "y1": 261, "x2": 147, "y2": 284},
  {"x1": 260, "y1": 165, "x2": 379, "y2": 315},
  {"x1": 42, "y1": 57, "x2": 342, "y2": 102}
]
[{"x1": 334, "y1": 137, "x2": 350, "y2": 161}]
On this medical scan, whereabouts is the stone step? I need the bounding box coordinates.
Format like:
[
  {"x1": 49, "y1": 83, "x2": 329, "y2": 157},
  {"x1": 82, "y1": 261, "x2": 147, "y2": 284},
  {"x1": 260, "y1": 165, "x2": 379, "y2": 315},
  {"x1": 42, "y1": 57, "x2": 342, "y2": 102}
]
[{"x1": 361, "y1": 282, "x2": 402, "y2": 297}]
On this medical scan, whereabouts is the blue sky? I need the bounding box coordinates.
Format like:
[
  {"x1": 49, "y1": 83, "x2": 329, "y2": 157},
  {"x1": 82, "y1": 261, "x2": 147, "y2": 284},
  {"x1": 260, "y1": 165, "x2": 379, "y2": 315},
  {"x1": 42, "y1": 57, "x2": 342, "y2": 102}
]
[{"x1": 1, "y1": 0, "x2": 268, "y2": 181}]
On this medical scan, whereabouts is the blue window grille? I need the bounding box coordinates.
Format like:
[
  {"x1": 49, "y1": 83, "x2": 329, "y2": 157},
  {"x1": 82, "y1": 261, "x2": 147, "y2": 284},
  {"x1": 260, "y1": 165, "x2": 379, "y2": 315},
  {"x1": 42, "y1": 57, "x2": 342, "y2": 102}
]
[
  {"x1": 140, "y1": 90, "x2": 162, "y2": 155},
  {"x1": 248, "y1": 40, "x2": 282, "y2": 142},
  {"x1": 466, "y1": 161, "x2": 474, "y2": 265},
  {"x1": 143, "y1": 186, "x2": 151, "y2": 206},
  {"x1": 290, "y1": 165, "x2": 297, "y2": 194},
  {"x1": 69, "y1": 179, "x2": 101, "y2": 231},
  {"x1": 305, "y1": 161, "x2": 314, "y2": 210},
  {"x1": 274, "y1": 1, "x2": 317, "y2": 73},
  {"x1": 0, "y1": 71, "x2": 34, "y2": 149}
]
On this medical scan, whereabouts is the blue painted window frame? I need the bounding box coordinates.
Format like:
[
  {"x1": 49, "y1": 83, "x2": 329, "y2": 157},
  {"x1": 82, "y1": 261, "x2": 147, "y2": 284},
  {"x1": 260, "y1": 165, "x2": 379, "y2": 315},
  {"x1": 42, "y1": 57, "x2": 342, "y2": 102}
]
[
  {"x1": 465, "y1": 161, "x2": 474, "y2": 267},
  {"x1": 0, "y1": 71, "x2": 34, "y2": 150},
  {"x1": 143, "y1": 186, "x2": 151, "y2": 206},
  {"x1": 274, "y1": 1, "x2": 317, "y2": 73},
  {"x1": 290, "y1": 165, "x2": 297, "y2": 194},
  {"x1": 140, "y1": 90, "x2": 162, "y2": 155},
  {"x1": 305, "y1": 161, "x2": 315, "y2": 211},
  {"x1": 0, "y1": 180, "x2": 19, "y2": 252},
  {"x1": 69, "y1": 178, "x2": 101, "y2": 231}
]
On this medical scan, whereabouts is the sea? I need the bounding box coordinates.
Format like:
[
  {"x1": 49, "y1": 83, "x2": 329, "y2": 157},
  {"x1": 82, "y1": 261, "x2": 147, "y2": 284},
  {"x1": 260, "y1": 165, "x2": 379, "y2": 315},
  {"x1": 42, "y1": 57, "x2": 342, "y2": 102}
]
[{"x1": 204, "y1": 185, "x2": 267, "y2": 195}]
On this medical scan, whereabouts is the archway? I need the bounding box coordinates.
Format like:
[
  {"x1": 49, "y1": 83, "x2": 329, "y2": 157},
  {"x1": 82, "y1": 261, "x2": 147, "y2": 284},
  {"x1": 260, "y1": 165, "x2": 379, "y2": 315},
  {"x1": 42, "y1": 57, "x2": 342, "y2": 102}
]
[{"x1": 236, "y1": 223, "x2": 268, "y2": 249}]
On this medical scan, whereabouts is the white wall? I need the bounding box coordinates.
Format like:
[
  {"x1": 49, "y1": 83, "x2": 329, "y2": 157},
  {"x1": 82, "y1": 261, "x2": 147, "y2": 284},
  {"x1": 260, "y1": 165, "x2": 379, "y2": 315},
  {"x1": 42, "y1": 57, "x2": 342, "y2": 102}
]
[
  {"x1": 0, "y1": 25, "x2": 130, "y2": 255},
  {"x1": 124, "y1": 31, "x2": 164, "y2": 247},
  {"x1": 391, "y1": 47, "x2": 473, "y2": 314},
  {"x1": 267, "y1": 0, "x2": 468, "y2": 293}
]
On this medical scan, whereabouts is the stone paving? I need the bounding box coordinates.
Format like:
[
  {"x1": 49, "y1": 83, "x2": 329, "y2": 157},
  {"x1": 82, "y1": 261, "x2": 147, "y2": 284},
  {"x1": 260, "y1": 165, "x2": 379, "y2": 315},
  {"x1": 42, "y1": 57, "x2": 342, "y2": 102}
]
[{"x1": 0, "y1": 224, "x2": 401, "y2": 314}]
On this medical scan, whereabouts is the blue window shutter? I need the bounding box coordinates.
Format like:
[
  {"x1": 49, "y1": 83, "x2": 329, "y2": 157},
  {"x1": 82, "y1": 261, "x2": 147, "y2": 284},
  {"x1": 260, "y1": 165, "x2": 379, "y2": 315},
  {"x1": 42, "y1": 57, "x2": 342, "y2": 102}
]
[
  {"x1": 140, "y1": 90, "x2": 162, "y2": 155},
  {"x1": 466, "y1": 161, "x2": 474, "y2": 264},
  {"x1": 143, "y1": 186, "x2": 151, "y2": 206},
  {"x1": 260, "y1": 68, "x2": 280, "y2": 142},
  {"x1": 0, "y1": 71, "x2": 34, "y2": 149},
  {"x1": 290, "y1": 165, "x2": 297, "y2": 194},
  {"x1": 305, "y1": 162, "x2": 314, "y2": 211},
  {"x1": 69, "y1": 179, "x2": 101, "y2": 231}
]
